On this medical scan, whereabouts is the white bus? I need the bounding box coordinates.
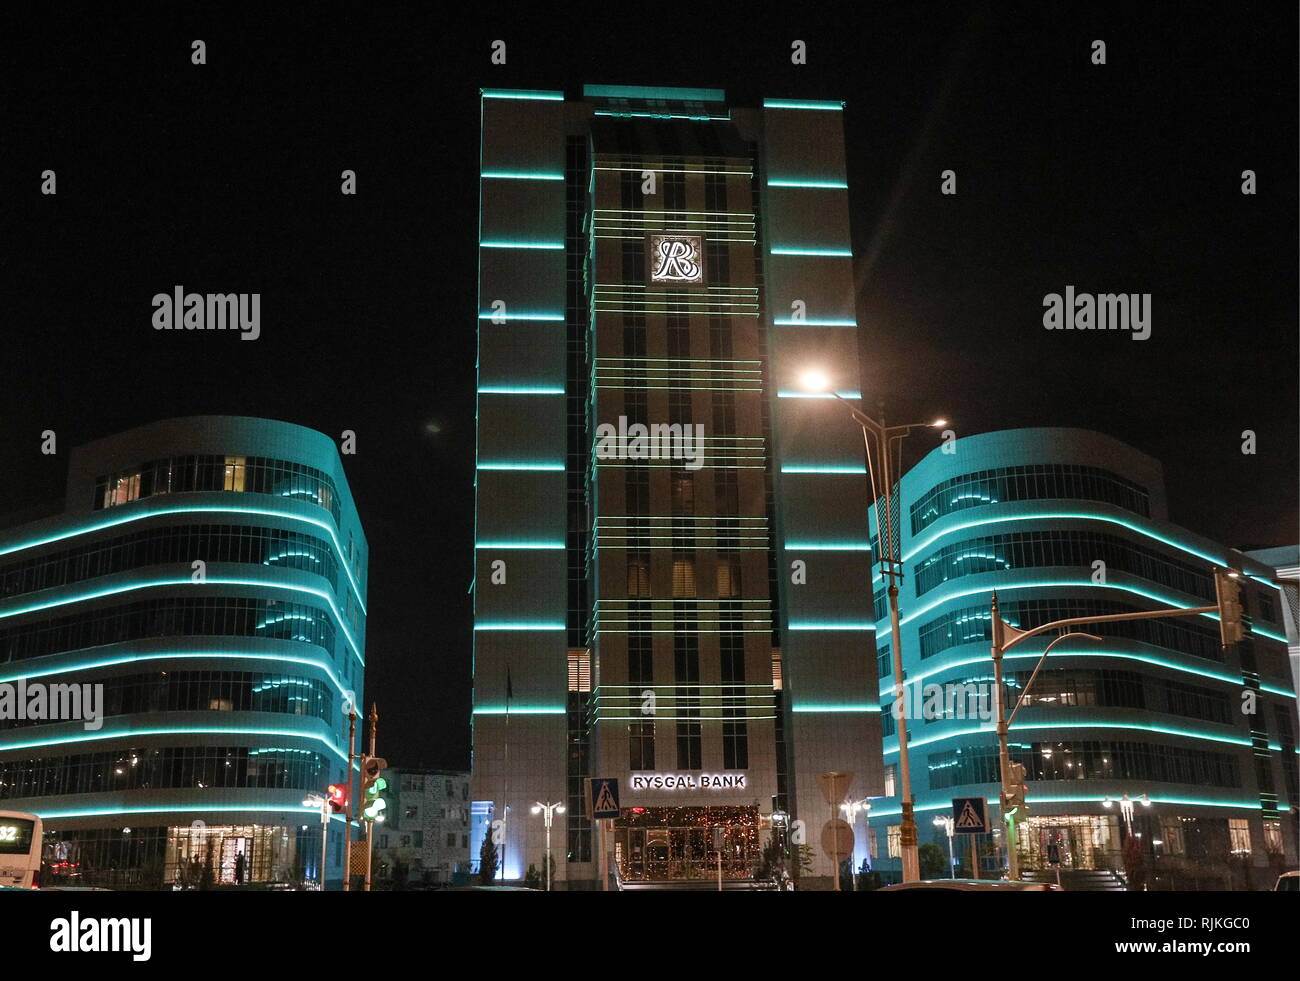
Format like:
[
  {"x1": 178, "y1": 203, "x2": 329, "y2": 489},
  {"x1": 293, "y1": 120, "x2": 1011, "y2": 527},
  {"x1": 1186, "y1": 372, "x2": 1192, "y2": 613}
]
[{"x1": 0, "y1": 810, "x2": 42, "y2": 889}]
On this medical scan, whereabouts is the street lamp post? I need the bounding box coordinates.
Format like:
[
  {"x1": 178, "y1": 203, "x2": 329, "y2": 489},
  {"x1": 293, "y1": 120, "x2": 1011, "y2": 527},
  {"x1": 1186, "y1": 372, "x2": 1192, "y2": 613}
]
[
  {"x1": 840, "y1": 798, "x2": 871, "y2": 889},
  {"x1": 801, "y1": 370, "x2": 946, "y2": 884},
  {"x1": 1102, "y1": 793, "x2": 1151, "y2": 836},
  {"x1": 303, "y1": 793, "x2": 330, "y2": 890},
  {"x1": 531, "y1": 800, "x2": 565, "y2": 891},
  {"x1": 933, "y1": 814, "x2": 956, "y2": 878}
]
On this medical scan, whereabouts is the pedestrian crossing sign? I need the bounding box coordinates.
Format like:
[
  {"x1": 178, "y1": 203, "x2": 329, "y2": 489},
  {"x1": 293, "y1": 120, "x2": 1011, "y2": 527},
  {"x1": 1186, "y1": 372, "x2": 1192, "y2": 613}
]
[
  {"x1": 952, "y1": 797, "x2": 989, "y2": 834},
  {"x1": 588, "y1": 778, "x2": 621, "y2": 820}
]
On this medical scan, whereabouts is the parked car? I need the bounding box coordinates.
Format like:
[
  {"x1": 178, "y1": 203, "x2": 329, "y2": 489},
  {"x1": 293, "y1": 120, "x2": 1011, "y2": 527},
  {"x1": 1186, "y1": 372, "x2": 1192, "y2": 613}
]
[{"x1": 1274, "y1": 871, "x2": 1299, "y2": 892}]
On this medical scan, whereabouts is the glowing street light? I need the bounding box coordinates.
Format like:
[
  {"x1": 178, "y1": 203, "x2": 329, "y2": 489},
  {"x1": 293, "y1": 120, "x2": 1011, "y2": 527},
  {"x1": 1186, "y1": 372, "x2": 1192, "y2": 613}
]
[
  {"x1": 1102, "y1": 793, "x2": 1151, "y2": 836},
  {"x1": 800, "y1": 368, "x2": 948, "y2": 884},
  {"x1": 531, "y1": 800, "x2": 566, "y2": 891},
  {"x1": 933, "y1": 814, "x2": 957, "y2": 878}
]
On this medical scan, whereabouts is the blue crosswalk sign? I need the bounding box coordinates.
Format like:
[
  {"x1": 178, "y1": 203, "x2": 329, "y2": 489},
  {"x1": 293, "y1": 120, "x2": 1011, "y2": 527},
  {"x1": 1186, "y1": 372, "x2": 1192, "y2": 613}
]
[
  {"x1": 952, "y1": 797, "x2": 988, "y2": 834},
  {"x1": 589, "y1": 778, "x2": 621, "y2": 819}
]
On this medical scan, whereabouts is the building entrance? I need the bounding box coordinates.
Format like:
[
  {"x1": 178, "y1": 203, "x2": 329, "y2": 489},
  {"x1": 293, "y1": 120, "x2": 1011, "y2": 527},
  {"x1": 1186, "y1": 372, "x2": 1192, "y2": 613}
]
[{"x1": 614, "y1": 806, "x2": 761, "y2": 881}]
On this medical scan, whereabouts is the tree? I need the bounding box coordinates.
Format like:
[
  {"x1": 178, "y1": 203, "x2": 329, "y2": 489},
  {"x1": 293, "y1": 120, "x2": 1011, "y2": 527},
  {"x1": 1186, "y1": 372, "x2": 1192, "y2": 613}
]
[
  {"x1": 919, "y1": 842, "x2": 947, "y2": 879},
  {"x1": 478, "y1": 825, "x2": 499, "y2": 885},
  {"x1": 523, "y1": 863, "x2": 542, "y2": 889}
]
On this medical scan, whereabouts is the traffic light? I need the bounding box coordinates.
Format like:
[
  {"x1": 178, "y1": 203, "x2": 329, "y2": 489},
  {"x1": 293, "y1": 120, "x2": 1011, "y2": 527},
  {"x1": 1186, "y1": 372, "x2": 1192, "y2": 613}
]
[
  {"x1": 1214, "y1": 569, "x2": 1247, "y2": 648},
  {"x1": 327, "y1": 782, "x2": 349, "y2": 814},
  {"x1": 360, "y1": 756, "x2": 389, "y2": 823},
  {"x1": 1001, "y1": 761, "x2": 1028, "y2": 824}
]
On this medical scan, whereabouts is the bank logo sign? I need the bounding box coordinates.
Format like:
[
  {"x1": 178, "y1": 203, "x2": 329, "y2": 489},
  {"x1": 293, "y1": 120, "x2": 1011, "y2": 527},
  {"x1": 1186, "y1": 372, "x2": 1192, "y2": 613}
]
[
  {"x1": 630, "y1": 772, "x2": 746, "y2": 790},
  {"x1": 650, "y1": 234, "x2": 704, "y2": 283}
]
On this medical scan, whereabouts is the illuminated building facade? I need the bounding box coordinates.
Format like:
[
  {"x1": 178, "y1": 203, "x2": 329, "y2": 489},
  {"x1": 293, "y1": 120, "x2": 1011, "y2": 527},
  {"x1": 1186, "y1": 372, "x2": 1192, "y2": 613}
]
[
  {"x1": 0, "y1": 417, "x2": 366, "y2": 888},
  {"x1": 865, "y1": 428, "x2": 1298, "y2": 888},
  {"x1": 472, "y1": 84, "x2": 880, "y2": 886}
]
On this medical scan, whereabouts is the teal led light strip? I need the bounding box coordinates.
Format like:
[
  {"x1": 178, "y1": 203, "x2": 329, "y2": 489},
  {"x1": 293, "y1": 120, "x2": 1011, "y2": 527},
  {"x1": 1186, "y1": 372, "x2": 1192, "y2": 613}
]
[
  {"x1": 0, "y1": 503, "x2": 367, "y2": 615},
  {"x1": 0, "y1": 725, "x2": 348, "y2": 761},
  {"x1": 763, "y1": 98, "x2": 844, "y2": 111},
  {"x1": 473, "y1": 622, "x2": 566, "y2": 631},
  {"x1": 788, "y1": 622, "x2": 877, "y2": 631},
  {"x1": 876, "y1": 648, "x2": 1291, "y2": 698},
  {"x1": 474, "y1": 541, "x2": 564, "y2": 550},
  {"x1": 0, "y1": 575, "x2": 364, "y2": 667},
  {"x1": 773, "y1": 319, "x2": 858, "y2": 327},
  {"x1": 784, "y1": 542, "x2": 872, "y2": 551},
  {"x1": 867, "y1": 794, "x2": 1260, "y2": 819},
  {"x1": 770, "y1": 247, "x2": 852, "y2": 257},
  {"x1": 777, "y1": 390, "x2": 863, "y2": 398},
  {"x1": 479, "y1": 241, "x2": 565, "y2": 250},
  {"x1": 904, "y1": 510, "x2": 1264, "y2": 581},
  {"x1": 477, "y1": 462, "x2": 565, "y2": 471},
  {"x1": 883, "y1": 719, "x2": 1252, "y2": 756},
  {"x1": 768, "y1": 179, "x2": 848, "y2": 189},
  {"x1": 477, "y1": 386, "x2": 565, "y2": 395},
  {"x1": 477, "y1": 312, "x2": 566, "y2": 321},
  {"x1": 781, "y1": 465, "x2": 865, "y2": 474},
  {"x1": 886, "y1": 577, "x2": 1288, "y2": 643},
  {"x1": 790, "y1": 705, "x2": 880, "y2": 713},
  {"x1": 479, "y1": 171, "x2": 564, "y2": 181},
  {"x1": 0, "y1": 650, "x2": 349, "y2": 699},
  {"x1": 37, "y1": 804, "x2": 353, "y2": 822},
  {"x1": 472, "y1": 706, "x2": 567, "y2": 715},
  {"x1": 482, "y1": 89, "x2": 563, "y2": 101},
  {"x1": 584, "y1": 84, "x2": 726, "y2": 101}
]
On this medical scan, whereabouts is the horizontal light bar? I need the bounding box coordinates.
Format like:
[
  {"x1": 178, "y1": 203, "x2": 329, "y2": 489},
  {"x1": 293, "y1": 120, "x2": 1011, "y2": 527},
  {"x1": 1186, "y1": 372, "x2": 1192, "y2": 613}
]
[
  {"x1": 476, "y1": 462, "x2": 565, "y2": 471},
  {"x1": 472, "y1": 706, "x2": 567, "y2": 715},
  {"x1": 791, "y1": 705, "x2": 880, "y2": 713},
  {"x1": 777, "y1": 390, "x2": 862, "y2": 398},
  {"x1": 473, "y1": 622, "x2": 566, "y2": 631},
  {"x1": 781, "y1": 465, "x2": 865, "y2": 474},
  {"x1": 479, "y1": 171, "x2": 564, "y2": 181},
  {"x1": 482, "y1": 89, "x2": 564, "y2": 102},
  {"x1": 767, "y1": 179, "x2": 848, "y2": 189},
  {"x1": 475, "y1": 541, "x2": 565, "y2": 550},
  {"x1": 773, "y1": 319, "x2": 858, "y2": 327},
  {"x1": 770, "y1": 247, "x2": 852, "y2": 257},
  {"x1": 0, "y1": 650, "x2": 349, "y2": 699},
  {"x1": 479, "y1": 241, "x2": 565, "y2": 250},
  {"x1": 477, "y1": 312, "x2": 566, "y2": 322},
  {"x1": 0, "y1": 503, "x2": 367, "y2": 615},
  {"x1": 883, "y1": 719, "x2": 1252, "y2": 755},
  {"x1": 0, "y1": 725, "x2": 348, "y2": 761},
  {"x1": 476, "y1": 386, "x2": 565, "y2": 395},
  {"x1": 784, "y1": 542, "x2": 872, "y2": 551},
  {"x1": 0, "y1": 575, "x2": 363, "y2": 666},
  {"x1": 788, "y1": 622, "x2": 877, "y2": 631},
  {"x1": 763, "y1": 98, "x2": 844, "y2": 111}
]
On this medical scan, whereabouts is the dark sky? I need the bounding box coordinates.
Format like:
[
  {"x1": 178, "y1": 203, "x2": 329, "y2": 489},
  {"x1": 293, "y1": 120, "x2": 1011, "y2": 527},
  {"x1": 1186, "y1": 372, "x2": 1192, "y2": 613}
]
[{"x1": 5, "y1": 3, "x2": 1297, "y2": 771}]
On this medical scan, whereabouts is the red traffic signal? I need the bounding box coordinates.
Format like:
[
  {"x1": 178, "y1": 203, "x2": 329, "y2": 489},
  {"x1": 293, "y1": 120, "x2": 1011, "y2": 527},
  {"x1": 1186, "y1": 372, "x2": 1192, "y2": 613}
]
[{"x1": 327, "y1": 783, "x2": 349, "y2": 814}]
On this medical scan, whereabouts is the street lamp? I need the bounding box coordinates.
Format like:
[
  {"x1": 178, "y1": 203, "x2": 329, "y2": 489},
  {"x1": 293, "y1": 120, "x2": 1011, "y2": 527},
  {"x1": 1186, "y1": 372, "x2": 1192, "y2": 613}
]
[
  {"x1": 840, "y1": 798, "x2": 872, "y2": 890},
  {"x1": 531, "y1": 800, "x2": 565, "y2": 891},
  {"x1": 933, "y1": 814, "x2": 957, "y2": 878},
  {"x1": 1102, "y1": 793, "x2": 1151, "y2": 836},
  {"x1": 303, "y1": 792, "x2": 330, "y2": 891},
  {"x1": 801, "y1": 370, "x2": 946, "y2": 883}
]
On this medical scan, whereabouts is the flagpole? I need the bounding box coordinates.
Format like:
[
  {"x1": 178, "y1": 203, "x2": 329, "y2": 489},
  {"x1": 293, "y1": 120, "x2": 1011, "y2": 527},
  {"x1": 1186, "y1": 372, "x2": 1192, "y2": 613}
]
[{"x1": 502, "y1": 664, "x2": 511, "y2": 883}]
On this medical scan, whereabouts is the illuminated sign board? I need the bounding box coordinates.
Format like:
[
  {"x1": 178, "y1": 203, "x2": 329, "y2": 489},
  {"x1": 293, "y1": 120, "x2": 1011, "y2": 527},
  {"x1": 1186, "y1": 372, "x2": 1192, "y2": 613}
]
[
  {"x1": 629, "y1": 773, "x2": 746, "y2": 790},
  {"x1": 649, "y1": 234, "x2": 704, "y2": 284}
]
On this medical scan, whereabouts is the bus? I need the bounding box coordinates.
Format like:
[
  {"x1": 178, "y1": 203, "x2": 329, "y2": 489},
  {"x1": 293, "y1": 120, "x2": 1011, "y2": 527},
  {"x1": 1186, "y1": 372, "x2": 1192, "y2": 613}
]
[{"x1": 0, "y1": 810, "x2": 42, "y2": 889}]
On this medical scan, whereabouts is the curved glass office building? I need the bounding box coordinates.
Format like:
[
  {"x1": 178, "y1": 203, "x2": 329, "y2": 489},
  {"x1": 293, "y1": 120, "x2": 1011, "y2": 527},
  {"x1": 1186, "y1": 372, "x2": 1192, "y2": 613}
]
[
  {"x1": 866, "y1": 428, "x2": 1297, "y2": 889},
  {"x1": 0, "y1": 417, "x2": 366, "y2": 888}
]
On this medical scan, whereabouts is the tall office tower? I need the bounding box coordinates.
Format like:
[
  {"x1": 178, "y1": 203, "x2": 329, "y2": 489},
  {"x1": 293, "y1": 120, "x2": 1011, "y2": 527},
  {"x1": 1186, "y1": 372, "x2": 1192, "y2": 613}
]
[
  {"x1": 473, "y1": 84, "x2": 880, "y2": 887},
  {"x1": 864, "y1": 429, "x2": 1298, "y2": 888},
  {"x1": 0, "y1": 417, "x2": 367, "y2": 888}
]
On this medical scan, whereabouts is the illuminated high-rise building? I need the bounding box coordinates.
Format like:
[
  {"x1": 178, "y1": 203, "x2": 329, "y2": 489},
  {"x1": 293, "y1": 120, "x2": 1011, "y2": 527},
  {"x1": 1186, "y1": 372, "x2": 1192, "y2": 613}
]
[{"x1": 472, "y1": 84, "x2": 880, "y2": 887}]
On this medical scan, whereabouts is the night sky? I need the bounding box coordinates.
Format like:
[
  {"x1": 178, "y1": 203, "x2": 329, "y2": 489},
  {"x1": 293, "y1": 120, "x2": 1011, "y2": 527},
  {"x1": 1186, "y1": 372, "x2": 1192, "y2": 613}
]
[{"x1": 5, "y1": 4, "x2": 1296, "y2": 771}]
